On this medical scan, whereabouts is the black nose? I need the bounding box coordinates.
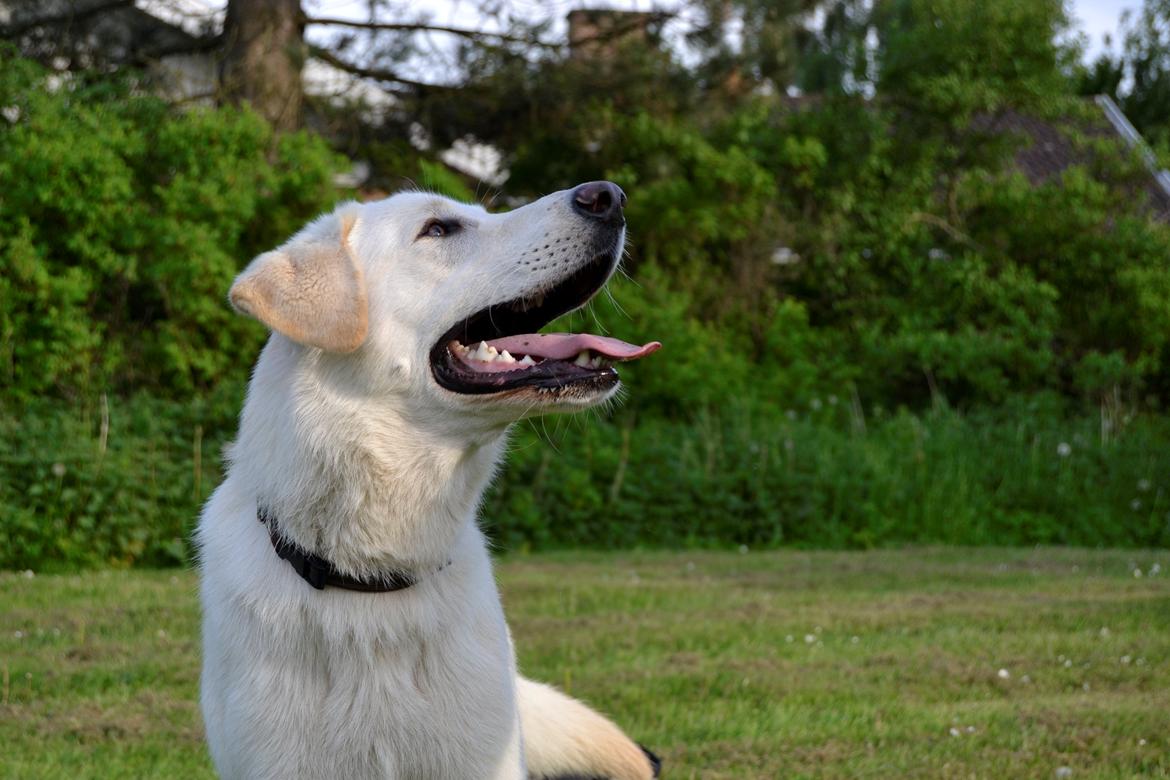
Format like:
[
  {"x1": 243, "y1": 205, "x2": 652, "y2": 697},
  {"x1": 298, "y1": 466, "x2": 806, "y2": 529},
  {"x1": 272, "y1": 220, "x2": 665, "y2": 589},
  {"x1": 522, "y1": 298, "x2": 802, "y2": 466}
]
[{"x1": 570, "y1": 181, "x2": 626, "y2": 223}]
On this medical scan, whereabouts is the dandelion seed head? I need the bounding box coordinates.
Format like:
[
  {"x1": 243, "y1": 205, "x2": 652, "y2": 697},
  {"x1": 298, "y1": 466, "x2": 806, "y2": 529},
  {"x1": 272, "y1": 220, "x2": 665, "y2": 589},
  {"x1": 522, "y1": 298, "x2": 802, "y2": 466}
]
[
  {"x1": 1055, "y1": 767, "x2": 1073, "y2": 779},
  {"x1": 1056, "y1": 442, "x2": 1072, "y2": 458},
  {"x1": 997, "y1": 668, "x2": 1010, "y2": 679},
  {"x1": 1138, "y1": 479, "x2": 1151, "y2": 492},
  {"x1": 51, "y1": 462, "x2": 66, "y2": 477}
]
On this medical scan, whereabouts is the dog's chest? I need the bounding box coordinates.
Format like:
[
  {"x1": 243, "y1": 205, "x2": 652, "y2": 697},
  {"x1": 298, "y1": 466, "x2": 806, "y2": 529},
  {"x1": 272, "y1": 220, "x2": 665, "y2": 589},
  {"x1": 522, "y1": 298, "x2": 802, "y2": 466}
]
[{"x1": 201, "y1": 528, "x2": 520, "y2": 779}]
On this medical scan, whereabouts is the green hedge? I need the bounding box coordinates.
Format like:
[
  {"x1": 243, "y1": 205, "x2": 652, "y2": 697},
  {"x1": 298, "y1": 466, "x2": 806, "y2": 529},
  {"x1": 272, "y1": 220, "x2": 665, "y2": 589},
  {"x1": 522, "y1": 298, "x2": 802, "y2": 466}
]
[{"x1": 3, "y1": 393, "x2": 1166, "y2": 571}]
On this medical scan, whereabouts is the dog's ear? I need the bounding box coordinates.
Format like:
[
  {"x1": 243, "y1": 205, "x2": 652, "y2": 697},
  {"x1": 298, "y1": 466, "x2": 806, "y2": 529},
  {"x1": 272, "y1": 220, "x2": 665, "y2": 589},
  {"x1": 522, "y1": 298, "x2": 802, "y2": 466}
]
[{"x1": 229, "y1": 212, "x2": 368, "y2": 353}]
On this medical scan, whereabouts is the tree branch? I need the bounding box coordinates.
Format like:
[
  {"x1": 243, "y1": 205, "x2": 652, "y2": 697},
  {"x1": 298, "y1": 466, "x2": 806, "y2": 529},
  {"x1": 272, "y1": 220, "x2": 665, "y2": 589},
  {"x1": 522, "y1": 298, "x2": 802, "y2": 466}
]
[
  {"x1": 303, "y1": 15, "x2": 552, "y2": 47},
  {"x1": 0, "y1": 0, "x2": 134, "y2": 38},
  {"x1": 308, "y1": 45, "x2": 456, "y2": 92}
]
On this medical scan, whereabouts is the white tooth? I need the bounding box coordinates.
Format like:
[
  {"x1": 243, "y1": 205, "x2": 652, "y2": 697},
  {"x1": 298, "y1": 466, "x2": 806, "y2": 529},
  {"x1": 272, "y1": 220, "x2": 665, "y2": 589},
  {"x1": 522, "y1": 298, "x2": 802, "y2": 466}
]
[
  {"x1": 487, "y1": 345, "x2": 498, "y2": 357},
  {"x1": 574, "y1": 351, "x2": 592, "y2": 367},
  {"x1": 474, "y1": 342, "x2": 492, "y2": 361},
  {"x1": 590, "y1": 356, "x2": 602, "y2": 368},
  {"x1": 519, "y1": 355, "x2": 536, "y2": 367},
  {"x1": 499, "y1": 350, "x2": 516, "y2": 363}
]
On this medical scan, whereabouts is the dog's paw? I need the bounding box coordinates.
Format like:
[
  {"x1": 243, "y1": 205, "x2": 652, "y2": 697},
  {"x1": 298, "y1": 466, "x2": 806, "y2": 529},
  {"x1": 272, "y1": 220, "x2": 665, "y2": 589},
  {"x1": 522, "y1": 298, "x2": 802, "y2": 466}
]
[
  {"x1": 640, "y1": 745, "x2": 662, "y2": 778},
  {"x1": 532, "y1": 746, "x2": 661, "y2": 780}
]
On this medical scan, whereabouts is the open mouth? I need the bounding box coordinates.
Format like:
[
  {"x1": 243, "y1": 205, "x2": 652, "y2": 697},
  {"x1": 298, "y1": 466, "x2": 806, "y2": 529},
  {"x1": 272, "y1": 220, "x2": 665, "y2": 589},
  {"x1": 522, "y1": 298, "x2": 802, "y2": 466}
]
[{"x1": 430, "y1": 252, "x2": 660, "y2": 396}]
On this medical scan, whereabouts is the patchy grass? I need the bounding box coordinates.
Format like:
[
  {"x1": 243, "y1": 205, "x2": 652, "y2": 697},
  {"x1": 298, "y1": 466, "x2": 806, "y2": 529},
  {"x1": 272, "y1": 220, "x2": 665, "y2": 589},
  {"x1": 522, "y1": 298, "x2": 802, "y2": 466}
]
[{"x1": 1, "y1": 548, "x2": 1168, "y2": 778}]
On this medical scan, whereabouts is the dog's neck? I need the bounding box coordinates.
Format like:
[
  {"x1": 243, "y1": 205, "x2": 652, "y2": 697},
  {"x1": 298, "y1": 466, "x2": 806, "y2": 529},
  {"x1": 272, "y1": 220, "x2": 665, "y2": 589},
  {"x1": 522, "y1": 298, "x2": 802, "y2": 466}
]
[{"x1": 228, "y1": 338, "x2": 507, "y2": 577}]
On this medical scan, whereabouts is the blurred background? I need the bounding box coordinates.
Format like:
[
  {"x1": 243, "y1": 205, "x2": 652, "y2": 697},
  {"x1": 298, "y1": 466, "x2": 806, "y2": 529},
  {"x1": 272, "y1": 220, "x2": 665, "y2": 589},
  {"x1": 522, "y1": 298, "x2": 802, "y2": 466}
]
[{"x1": 2, "y1": 0, "x2": 1169, "y2": 569}]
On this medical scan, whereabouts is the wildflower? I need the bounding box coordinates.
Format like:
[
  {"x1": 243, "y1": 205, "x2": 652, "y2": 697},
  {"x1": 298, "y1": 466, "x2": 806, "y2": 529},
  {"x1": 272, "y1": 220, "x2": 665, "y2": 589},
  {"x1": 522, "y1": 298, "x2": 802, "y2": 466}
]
[
  {"x1": 1120, "y1": 655, "x2": 1131, "y2": 665},
  {"x1": 1150, "y1": 563, "x2": 1162, "y2": 576},
  {"x1": 22, "y1": 570, "x2": 34, "y2": 579},
  {"x1": 828, "y1": 395, "x2": 838, "y2": 406},
  {"x1": 850, "y1": 636, "x2": 860, "y2": 644},
  {"x1": 949, "y1": 727, "x2": 961, "y2": 737},
  {"x1": 1063, "y1": 659, "x2": 1072, "y2": 668},
  {"x1": 13, "y1": 630, "x2": 23, "y2": 639},
  {"x1": 1138, "y1": 479, "x2": 1151, "y2": 492},
  {"x1": 1055, "y1": 767, "x2": 1073, "y2": 779},
  {"x1": 1098, "y1": 627, "x2": 1110, "y2": 638},
  {"x1": 1131, "y1": 499, "x2": 1142, "y2": 511},
  {"x1": 785, "y1": 635, "x2": 794, "y2": 643},
  {"x1": 1139, "y1": 739, "x2": 1148, "y2": 746},
  {"x1": 810, "y1": 398, "x2": 823, "y2": 411},
  {"x1": 1134, "y1": 568, "x2": 1143, "y2": 578},
  {"x1": 1056, "y1": 442, "x2": 1072, "y2": 458},
  {"x1": 804, "y1": 634, "x2": 816, "y2": 644},
  {"x1": 51, "y1": 462, "x2": 66, "y2": 477},
  {"x1": 997, "y1": 668, "x2": 1010, "y2": 679},
  {"x1": 737, "y1": 544, "x2": 748, "y2": 555},
  {"x1": 785, "y1": 409, "x2": 797, "y2": 420}
]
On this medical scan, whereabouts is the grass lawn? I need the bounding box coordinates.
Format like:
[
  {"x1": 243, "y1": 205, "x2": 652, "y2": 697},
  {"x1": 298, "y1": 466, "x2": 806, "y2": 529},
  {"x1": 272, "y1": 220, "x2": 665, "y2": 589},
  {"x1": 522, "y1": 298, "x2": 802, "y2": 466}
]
[{"x1": 1, "y1": 548, "x2": 1168, "y2": 779}]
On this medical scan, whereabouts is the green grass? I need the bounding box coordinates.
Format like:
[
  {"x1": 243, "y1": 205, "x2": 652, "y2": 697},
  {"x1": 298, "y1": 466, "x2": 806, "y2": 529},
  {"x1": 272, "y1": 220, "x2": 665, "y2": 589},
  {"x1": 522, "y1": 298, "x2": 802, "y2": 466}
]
[{"x1": 2, "y1": 548, "x2": 1168, "y2": 778}]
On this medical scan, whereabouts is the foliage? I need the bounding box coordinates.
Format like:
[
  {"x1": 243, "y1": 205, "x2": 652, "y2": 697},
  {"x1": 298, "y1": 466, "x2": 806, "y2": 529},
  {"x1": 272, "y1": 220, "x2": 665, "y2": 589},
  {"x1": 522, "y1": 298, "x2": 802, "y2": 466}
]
[
  {"x1": 0, "y1": 51, "x2": 345, "y2": 398},
  {"x1": 0, "y1": 390, "x2": 241, "y2": 570},
  {"x1": 4, "y1": 390, "x2": 1168, "y2": 571},
  {"x1": 484, "y1": 394, "x2": 1170, "y2": 552},
  {"x1": 6, "y1": 0, "x2": 1170, "y2": 568}
]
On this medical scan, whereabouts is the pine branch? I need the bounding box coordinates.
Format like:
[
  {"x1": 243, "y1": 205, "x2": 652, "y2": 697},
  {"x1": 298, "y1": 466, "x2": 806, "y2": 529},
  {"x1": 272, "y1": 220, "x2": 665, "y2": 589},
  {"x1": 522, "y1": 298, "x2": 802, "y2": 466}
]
[
  {"x1": 0, "y1": 0, "x2": 135, "y2": 38},
  {"x1": 308, "y1": 45, "x2": 456, "y2": 92},
  {"x1": 303, "y1": 15, "x2": 550, "y2": 47}
]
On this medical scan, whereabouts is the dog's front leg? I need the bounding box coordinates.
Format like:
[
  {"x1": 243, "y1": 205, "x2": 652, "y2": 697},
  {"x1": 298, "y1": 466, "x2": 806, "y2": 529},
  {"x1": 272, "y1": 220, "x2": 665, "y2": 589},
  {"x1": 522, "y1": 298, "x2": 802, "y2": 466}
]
[
  {"x1": 517, "y1": 676, "x2": 660, "y2": 780},
  {"x1": 485, "y1": 710, "x2": 527, "y2": 780}
]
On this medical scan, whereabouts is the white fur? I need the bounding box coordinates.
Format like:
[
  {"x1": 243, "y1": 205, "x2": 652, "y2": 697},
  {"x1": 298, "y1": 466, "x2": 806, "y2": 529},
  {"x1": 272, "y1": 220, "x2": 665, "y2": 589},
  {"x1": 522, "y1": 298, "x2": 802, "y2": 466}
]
[{"x1": 198, "y1": 189, "x2": 656, "y2": 779}]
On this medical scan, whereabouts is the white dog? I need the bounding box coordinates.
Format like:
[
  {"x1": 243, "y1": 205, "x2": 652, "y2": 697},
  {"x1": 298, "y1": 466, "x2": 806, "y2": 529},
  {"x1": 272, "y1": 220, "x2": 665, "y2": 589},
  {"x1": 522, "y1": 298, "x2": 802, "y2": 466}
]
[{"x1": 197, "y1": 181, "x2": 662, "y2": 780}]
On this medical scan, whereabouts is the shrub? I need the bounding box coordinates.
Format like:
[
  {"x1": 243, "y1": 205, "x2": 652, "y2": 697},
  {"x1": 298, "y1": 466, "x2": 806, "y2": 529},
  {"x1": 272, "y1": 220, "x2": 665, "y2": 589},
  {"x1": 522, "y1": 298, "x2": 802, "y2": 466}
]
[{"x1": 0, "y1": 52, "x2": 345, "y2": 399}]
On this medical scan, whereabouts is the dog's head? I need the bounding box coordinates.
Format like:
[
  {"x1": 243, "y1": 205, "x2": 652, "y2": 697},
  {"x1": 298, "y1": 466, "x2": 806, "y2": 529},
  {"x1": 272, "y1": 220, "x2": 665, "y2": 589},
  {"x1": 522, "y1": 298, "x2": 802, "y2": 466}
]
[{"x1": 229, "y1": 182, "x2": 659, "y2": 422}]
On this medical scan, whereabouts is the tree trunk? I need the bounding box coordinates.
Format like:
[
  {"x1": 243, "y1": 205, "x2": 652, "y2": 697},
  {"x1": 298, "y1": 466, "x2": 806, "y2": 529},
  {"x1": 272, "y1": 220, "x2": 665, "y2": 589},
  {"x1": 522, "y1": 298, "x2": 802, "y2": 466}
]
[{"x1": 220, "y1": 0, "x2": 304, "y2": 132}]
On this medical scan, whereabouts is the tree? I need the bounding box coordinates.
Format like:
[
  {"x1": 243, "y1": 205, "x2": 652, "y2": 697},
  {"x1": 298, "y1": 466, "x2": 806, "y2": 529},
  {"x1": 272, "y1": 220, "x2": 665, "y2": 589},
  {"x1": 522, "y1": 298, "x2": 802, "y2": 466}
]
[
  {"x1": 1079, "y1": 0, "x2": 1170, "y2": 149},
  {"x1": 221, "y1": 0, "x2": 304, "y2": 133}
]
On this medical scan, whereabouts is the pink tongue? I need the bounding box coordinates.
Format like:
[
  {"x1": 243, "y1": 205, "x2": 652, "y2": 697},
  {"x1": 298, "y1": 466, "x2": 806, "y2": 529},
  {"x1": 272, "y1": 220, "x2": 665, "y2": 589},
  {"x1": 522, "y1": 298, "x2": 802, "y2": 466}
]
[{"x1": 485, "y1": 333, "x2": 661, "y2": 362}]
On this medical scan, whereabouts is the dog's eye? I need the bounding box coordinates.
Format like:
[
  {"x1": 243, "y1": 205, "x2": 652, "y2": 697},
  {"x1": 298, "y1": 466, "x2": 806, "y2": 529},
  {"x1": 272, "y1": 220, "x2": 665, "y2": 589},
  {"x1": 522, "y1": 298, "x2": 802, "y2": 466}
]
[{"x1": 419, "y1": 219, "x2": 457, "y2": 239}]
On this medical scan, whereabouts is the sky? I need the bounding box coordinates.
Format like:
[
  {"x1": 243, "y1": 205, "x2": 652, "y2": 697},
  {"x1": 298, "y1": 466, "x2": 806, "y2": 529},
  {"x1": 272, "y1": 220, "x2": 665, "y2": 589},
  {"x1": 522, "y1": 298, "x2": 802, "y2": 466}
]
[{"x1": 1071, "y1": 0, "x2": 1134, "y2": 61}]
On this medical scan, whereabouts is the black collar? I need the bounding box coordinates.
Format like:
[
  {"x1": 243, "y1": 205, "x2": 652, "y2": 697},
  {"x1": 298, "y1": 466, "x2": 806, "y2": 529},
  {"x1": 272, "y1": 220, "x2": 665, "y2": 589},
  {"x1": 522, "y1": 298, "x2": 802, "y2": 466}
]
[{"x1": 258, "y1": 507, "x2": 426, "y2": 593}]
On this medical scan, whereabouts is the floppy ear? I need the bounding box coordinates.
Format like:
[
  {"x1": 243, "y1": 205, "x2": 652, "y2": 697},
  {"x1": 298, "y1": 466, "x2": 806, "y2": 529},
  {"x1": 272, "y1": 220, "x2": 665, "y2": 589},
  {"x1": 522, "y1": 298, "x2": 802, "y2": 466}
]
[{"x1": 229, "y1": 213, "x2": 368, "y2": 353}]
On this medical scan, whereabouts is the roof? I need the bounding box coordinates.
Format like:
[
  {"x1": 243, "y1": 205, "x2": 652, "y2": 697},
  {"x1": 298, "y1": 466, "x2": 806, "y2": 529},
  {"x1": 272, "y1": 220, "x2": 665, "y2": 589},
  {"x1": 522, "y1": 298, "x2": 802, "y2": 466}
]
[{"x1": 969, "y1": 96, "x2": 1170, "y2": 220}]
